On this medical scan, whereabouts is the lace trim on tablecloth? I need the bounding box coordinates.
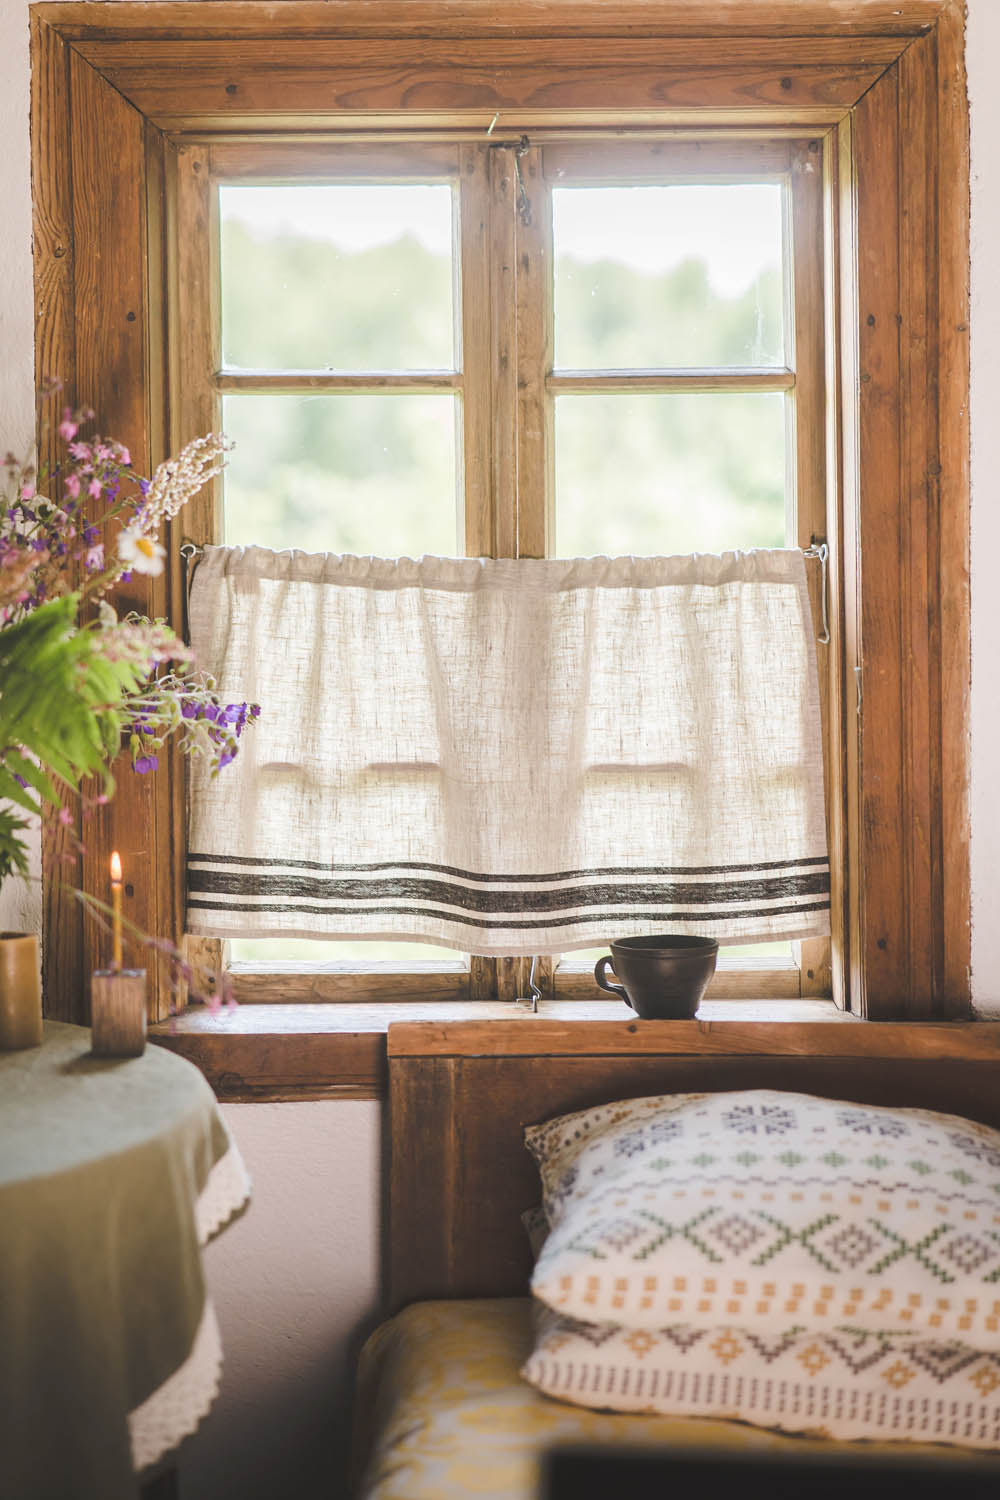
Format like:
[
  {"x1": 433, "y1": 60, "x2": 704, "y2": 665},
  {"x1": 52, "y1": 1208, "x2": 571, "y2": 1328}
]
[
  {"x1": 129, "y1": 1296, "x2": 222, "y2": 1471},
  {"x1": 196, "y1": 1137, "x2": 252, "y2": 1244},
  {"x1": 129, "y1": 1143, "x2": 251, "y2": 1469}
]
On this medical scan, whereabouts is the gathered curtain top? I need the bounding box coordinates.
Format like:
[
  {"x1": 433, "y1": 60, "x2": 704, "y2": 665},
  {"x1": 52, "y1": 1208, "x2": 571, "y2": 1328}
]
[{"x1": 198, "y1": 544, "x2": 810, "y2": 593}]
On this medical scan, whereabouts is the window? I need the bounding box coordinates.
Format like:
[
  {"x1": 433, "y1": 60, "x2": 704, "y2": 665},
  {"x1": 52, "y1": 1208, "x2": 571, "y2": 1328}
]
[
  {"x1": 33, "y1": 1, "x2": 969, "y2": 1026},
  {"x1": 172, "y1": 134, "x2": 829, "y2": 1003}
]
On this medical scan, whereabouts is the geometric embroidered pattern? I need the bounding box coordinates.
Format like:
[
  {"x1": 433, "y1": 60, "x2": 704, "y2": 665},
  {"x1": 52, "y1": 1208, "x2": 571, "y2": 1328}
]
[
  {"x1": 524, "y1": 1308, "x2": 1000, "y2": 1446},
  {"x1": 521, "y1": 1301, "x2": 1000, "y2": 1448},
  {"x1": 526, "y1": 1089, "x2": 1000, "y2": 1345}
]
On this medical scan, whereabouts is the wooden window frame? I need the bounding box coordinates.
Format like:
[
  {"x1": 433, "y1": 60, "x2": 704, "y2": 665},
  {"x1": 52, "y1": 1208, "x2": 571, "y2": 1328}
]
[{"x1": 31, "y1": 0, "x2": 969, "y2": 1026}]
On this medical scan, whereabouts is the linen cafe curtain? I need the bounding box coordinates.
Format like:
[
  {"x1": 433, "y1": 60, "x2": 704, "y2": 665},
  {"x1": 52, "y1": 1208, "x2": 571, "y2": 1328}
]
[{"x1": 186, "y1": 547, "x2": 830, "y2": 954}]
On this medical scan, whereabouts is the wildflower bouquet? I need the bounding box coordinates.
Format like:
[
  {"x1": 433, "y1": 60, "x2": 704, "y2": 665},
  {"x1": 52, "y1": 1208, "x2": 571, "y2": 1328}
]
[{"x1": 0, "y1": 386, "x2": 258, "y2": 1004}]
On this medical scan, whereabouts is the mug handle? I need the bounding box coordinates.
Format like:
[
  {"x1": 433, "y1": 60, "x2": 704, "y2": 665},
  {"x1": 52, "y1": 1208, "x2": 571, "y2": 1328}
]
[{"x1": 594, "y1": 955, "x2": 633, "y2": 1008}]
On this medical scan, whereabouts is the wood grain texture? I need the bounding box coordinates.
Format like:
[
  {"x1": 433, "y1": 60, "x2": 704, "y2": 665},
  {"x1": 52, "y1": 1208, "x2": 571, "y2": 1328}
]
[
  {"x1": 388, "y1": 1018, "x2": 1000, "y2": 1307},
  {"x1": 850, "y1": 65, "x2": 904, "y2": 1018},
  {"x1": 31, "y1": 17, "x2": 84, "y2": 1022},
  {"x1": 387, "y1": 1018, "x2": 1000, "y2": 1060},
  {"x1": 149, "y1": 998, "x2": 849, "y2": 1096},
  {"x1": 459, "y1": 142, "x2": 493, "y2": 558},
  {"x1": 69, "y1": 41, "x2": 893, "y2": 122},
  {"x1": 513, "y1": 142, "x2": 552, "y2": 560},
  {"x1": 151, "y1": 1027, "x2": 386, "y2": 1098},
  {"x1": 934, "y1": 4, "x2": 972, "y2": 1009},
  {"x1": 207, "y1": 138, "x2": 460, "y2": 179},
  {"x1": 35, "y1": 2, "x2": 946, "y2": 42},
  {"x1": 69, "y1": 49, "x2": 179, "y2": 1023},
  {"x1": 843, "y1": 22, "x2": 969, "y2": 1017},
  {"x1": 490, "y1": 143, "x2": 518, "y2": 558}
]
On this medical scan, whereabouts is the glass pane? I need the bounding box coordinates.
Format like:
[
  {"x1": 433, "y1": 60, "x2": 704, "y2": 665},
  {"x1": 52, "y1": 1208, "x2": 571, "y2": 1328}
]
[
  {"x1": 555, "y1": 392, "x2": 787, "y2": 556},
  {"x1": 222, "y1": 392, "x2": 458, "y2": 555},
  {"x1": 230, "y1": 938, "x2": 465, "y2": 965},
  {"x1": 553, "y1": 184, "x2": 784, "y2": 369},
  {"x1": 220, "y1": 184, "x2": 455, "y2": 371}
]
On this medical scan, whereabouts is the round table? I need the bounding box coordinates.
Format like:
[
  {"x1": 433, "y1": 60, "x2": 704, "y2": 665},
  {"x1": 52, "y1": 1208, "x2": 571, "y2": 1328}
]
[{"x1": 0, "y1": 1021, "x2": 250, "y2": 1500}]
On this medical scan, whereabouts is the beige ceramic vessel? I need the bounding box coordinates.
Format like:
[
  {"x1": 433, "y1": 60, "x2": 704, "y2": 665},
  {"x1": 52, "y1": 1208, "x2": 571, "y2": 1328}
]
[{"x1": 0, "y1": 932, "x2": 43, "y2": 1049}]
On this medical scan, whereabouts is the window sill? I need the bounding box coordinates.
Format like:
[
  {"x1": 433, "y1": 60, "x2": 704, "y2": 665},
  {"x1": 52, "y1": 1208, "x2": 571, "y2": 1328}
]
[{"x1": 149, "y1": 997, "x2": 854, "y2": 1101}]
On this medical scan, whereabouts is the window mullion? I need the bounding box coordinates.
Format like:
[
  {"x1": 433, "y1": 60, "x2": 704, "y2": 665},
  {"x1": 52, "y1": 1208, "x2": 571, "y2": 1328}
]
[
  {"x1": 458, "y1": 143, "x2": 494, "y2": 558},
  {"x1": 514, "y1": 142, "x2": 553, "y2": 561},
  {"x1": 488, "y1": 143, "x2": 521, "y2": 559}
]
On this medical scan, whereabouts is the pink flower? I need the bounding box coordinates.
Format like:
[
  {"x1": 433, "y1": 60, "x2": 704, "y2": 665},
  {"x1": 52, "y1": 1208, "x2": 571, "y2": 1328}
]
[
  {"x1": 58, "y1": 410, "x2": 79, "y2": 441},
  {"x1": 58, "y1": 807, "x2": 73, "y2": 826},
  {"x1": 118, "y1": 446, "x2": 131, "y2": 466},
  {"x1": 64, "y1": 473, "x2": 81, "y2": 499},
  {"x1": 87, "y1": 478, "x2": 102, "y2": 499},
  {"x1": 20, "y1": 483, "x2": 34, "y2": 501},
  {"x1": 69, "y1": 441, "x2": 90, "y2": 461},
  {"x1": 85, "y1": 543, "x2": 104, "y2": 570}
]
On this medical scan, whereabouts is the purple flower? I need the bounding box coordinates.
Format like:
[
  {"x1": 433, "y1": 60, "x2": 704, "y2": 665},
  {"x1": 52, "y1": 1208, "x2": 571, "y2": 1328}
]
[{"x1": 133, "y1": 754, "x2": 159, "y2": 774}]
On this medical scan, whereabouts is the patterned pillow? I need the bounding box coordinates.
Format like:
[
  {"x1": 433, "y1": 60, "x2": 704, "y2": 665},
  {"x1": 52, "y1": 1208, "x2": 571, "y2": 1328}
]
[
  {"x1": 520, "y1": 1301, "x2": 1000, "y2": 1448},
  {"x1": 525, "y1": 1090, "x2": 1000, "y2": 1346}
]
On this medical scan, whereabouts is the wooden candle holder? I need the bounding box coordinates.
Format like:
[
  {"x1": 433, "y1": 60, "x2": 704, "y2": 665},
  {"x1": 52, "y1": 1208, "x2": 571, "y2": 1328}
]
[{"x1": 91, "y1": 970, "x2": 147, "y2": 1057}]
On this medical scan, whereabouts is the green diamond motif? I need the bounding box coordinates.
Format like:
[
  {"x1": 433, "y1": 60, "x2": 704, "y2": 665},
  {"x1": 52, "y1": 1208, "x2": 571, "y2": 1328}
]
[
  {"x1": 822, "y1": 1151, "x2": 847, "y2": 1168},
  {"x1": 908, "y1": 1159, "x2": 933, "y2": 1176},
  {"x1": 734, "y1": 1151, "x2": 761, "y2": 1167},
  {"x1": 691, "y1": 1152, "x2": 716, "y2": 1167},
  {"x1": 649, "y1": 1158, "x2": 672, "y2": 1171},
  {"x1": 778, "y1": 1150, "x2": 804, "y2": 1167},
  {"x1": 865, "y1": 1154, "x2": 889, "y2": 1169},
  {"x1": 950, "y1": 1168, "x2": 974, "y2": 1186}
]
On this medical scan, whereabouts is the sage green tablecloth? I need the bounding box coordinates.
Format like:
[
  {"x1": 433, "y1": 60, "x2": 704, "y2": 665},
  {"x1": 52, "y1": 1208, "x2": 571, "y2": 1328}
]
[{"x1": 0, "y1": 1021, "x2": 245, "y2": 1500}]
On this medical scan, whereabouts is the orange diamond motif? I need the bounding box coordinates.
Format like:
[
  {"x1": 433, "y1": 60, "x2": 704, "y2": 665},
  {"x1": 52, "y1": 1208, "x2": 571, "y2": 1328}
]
[
  {"x1": 710, "y1": 1332, "x2": 744, "y2": 1366},
  {"x1": 970, "y1": 1366, "x2": 1000, "y2": 1397},
  {"x1": 797, "y1": 1344, "x2": 830, "y2": 1377}
]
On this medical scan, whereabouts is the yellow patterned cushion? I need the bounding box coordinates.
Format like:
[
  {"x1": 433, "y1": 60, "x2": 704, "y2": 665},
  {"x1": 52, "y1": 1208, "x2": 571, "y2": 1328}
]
[
  {"x1": 525, "y1": 1090, "x2": 1000, "y2": 1344},
  {"x1": 521, "y1": 1303, "x2": 1000, "y2": 1447},
  {"x1": 353, "y1": 1299, "x2": 998, "y2": 1500}
]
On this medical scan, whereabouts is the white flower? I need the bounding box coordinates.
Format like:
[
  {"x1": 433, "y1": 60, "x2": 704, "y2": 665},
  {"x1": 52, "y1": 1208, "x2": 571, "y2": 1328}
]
[{"x1": 118, "y1": 526, "x2": 166, "y2": 576}]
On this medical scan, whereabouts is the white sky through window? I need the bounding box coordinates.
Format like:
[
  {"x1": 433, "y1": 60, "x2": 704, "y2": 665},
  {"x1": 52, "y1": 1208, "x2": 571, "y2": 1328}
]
[{"x1": 220, "y1": 181, "x2": 782, "y2": 297}]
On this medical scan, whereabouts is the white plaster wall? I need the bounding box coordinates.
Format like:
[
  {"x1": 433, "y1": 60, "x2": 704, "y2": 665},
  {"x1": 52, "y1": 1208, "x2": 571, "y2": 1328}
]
[
  {"x1": 182, "y1": 1102, "x2": 382, "y2": 1500},
  {"x1": 1, "y1": 1, "x2": 998, "y2": 1495}
]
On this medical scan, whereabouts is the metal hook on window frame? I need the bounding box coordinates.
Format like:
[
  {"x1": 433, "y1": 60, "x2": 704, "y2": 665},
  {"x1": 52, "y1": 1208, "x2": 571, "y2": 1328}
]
[
  {"x1": 516, "y1": 955, "x2": 542, "y2": 1013},
  {"x1": 180, "y1": 539, "x2": 205, "y2": 624},
  {"x1": 802, "y1": 539, "x2": 830, "y2": 645}
]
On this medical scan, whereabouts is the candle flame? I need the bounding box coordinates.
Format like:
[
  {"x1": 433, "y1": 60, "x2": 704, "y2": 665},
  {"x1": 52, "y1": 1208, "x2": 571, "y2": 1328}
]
[{"x1": 110, "y1": 851, "x2": 123, "y2": 883}]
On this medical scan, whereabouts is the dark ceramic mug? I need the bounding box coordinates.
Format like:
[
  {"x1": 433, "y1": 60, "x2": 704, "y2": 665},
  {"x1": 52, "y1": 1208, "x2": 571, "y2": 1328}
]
[{"x1": 594, "y1": 934, "x2": 719, "y2": 1018}]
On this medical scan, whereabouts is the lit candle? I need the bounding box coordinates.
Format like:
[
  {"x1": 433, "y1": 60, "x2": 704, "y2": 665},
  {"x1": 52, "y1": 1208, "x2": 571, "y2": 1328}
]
[{"x1": 110, "y1": 851, "x2": 123, "y2": 970}]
